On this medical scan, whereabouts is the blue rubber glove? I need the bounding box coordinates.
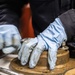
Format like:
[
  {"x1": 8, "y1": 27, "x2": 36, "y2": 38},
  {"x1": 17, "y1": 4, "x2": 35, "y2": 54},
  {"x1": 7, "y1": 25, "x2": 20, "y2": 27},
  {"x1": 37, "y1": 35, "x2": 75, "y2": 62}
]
[
  {"x1": 18, "y1": 18, "x2": 67, "y2": 70},
  {"x1": 0, "y1": 25, "x2": 21, "y2": 54}
]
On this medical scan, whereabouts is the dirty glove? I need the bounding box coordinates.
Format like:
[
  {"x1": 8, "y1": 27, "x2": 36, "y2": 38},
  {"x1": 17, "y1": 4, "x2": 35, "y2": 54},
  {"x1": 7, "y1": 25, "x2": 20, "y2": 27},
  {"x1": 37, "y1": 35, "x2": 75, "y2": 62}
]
[
  {"x1": 0, "y1": 25, "x2": 21, "y2": 54},
  {"x1": 18, "y1": 18, "x2": 67, "y2": 70}
]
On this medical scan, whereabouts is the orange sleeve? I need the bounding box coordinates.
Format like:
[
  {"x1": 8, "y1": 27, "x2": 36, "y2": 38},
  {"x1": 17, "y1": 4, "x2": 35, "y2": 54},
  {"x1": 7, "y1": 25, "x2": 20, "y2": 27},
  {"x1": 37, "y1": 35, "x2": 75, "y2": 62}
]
[{"x1": 20, "y1": 3, "x2": 35, "y2": 38}]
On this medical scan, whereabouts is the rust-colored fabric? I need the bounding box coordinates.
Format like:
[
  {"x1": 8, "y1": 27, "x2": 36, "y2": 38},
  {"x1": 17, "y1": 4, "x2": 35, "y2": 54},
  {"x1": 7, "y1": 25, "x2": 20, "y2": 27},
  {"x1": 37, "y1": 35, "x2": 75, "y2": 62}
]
[{"x1": 20, "y1": 4, "x2": 35, "y2": 38}]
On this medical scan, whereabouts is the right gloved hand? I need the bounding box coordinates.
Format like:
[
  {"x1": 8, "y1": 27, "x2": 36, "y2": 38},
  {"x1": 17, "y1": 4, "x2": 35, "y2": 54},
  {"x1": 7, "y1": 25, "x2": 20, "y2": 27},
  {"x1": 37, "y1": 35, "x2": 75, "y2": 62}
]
[
  {"x1": 0, "y1": 25, "x2": 21, "y2": 54},
  {"x1": 18, "y1": 18, "x2": 67, "y2": 70}
]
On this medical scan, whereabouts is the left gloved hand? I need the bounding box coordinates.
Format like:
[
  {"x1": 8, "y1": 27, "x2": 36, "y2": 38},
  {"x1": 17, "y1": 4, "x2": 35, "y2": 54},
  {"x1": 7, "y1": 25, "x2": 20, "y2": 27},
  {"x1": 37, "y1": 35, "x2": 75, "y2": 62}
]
[
  {"x1": 0, "y1": 25, "x2": 21, "y2": 54},
  {"x1": 18, "y1": 18, "x2": 67, "y2": 70}
]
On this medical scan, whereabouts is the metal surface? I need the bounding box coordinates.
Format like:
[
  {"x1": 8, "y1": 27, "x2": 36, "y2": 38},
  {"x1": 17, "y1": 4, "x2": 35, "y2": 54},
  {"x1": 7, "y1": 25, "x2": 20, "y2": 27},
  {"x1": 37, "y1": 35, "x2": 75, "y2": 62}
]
[{"x1": 0, "y1": 67, "x2": 18, "y2": 75}]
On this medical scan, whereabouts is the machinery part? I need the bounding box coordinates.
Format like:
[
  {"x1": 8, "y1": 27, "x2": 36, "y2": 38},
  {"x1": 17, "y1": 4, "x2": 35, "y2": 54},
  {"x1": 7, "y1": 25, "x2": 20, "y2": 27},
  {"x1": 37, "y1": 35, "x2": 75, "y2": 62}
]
[
  {"x1": 10, "y1": 48, "x2": 70, "y2": 75},
  {"x1": 64, "y1": 68, "x2": 75, "y2": 75}
]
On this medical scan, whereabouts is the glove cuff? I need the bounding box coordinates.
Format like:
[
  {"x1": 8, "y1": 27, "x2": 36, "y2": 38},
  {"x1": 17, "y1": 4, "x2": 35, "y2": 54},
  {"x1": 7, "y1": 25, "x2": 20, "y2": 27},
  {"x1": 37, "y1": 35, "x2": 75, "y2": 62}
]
[{"x1": 39, "y1": 18, "x2": 67, "y2": 50}]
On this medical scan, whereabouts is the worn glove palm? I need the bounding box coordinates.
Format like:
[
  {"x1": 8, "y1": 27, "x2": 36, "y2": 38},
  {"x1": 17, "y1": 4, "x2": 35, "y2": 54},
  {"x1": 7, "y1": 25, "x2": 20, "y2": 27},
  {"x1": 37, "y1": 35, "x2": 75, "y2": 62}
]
[
  {"x1": 0, "y1": 25, "x2": 21, "y2": 54},
  {"x1": 18, "y1": 18, "x2": 67, "y2": 70}
]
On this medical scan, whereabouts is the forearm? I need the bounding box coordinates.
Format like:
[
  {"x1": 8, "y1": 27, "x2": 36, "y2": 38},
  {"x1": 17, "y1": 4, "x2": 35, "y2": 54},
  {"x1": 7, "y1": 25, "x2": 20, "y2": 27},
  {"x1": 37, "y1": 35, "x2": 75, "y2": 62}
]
[{"x1": 40, "y1": 18, "x2": 67, "y2": 50}]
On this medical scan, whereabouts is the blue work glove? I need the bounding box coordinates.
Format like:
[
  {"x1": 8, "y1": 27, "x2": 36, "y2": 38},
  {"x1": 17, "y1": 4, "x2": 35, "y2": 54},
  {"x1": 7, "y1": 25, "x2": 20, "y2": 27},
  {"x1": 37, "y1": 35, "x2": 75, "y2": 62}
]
[
  {"x1": 0, "y1": 25, "x2": 21, "y2": 54},
  {"x1": 18, "y1": 18, "x2": 67, "y2": 70}
]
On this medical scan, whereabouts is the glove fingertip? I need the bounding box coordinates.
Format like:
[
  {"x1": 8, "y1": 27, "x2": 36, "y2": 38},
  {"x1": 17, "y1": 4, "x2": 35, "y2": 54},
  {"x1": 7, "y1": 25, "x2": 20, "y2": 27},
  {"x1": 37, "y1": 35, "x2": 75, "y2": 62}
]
[
  {"x1": 2, "y1": 47, "x2": 16, "y2": 54},
  {"x1": 21, "y1": 62, "x2": 26, "y2": 66},
  {"x1": 29, "y1": 62, "x2": 35, "y2": 68},
  {"x1": 50, "y1": 66, "x2": 55, "y2": 70},
  {"x1": 21, "y1": 61, "x2": 27, "y2": 66},
  {"x1": 49, "y1": 62, "x2": 56, "y2": 70}
]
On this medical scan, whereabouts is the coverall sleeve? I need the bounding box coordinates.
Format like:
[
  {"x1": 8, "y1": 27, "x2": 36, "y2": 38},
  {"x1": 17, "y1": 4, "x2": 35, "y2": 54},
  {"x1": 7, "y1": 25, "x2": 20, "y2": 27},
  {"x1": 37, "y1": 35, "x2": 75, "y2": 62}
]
[{"x1": 0, "y1": 2, "x2": 19, "y2": 26}]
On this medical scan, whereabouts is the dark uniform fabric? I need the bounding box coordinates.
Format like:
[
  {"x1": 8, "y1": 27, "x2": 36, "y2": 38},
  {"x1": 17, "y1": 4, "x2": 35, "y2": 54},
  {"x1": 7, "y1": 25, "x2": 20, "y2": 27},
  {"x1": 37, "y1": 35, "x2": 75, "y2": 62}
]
[
  {"x1": 0, "y1": 0, "x2": 74, "y2": 36},
  {"x1": 30, "y1": 0, "x2": 60, "y2": 36},
  {"x1": 29, "y1": 0, "x2": 74, "y2": 36},
  {"x1": 0, "y1": 0, "x2": 27, "y2": 28},
  {"x1": 59, "y1": 9, "x2": 75, "y2": 42},
  {"x1": 0, "y1": 0, "x2": 75, "y2": 57},
  {"x1": 59, "y1": 9, "x2": 75, "y2": 58}
]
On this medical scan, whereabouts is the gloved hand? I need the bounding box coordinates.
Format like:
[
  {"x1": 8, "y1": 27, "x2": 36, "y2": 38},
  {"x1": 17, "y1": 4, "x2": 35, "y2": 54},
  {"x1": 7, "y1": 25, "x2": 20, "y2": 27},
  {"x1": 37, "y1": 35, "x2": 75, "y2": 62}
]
[
  {"x1": 0, "y1": 25, "x2": 21, "y2": 54},
  {"x1": 18, "y1": 18, "x2": 67, "y2": 70}
]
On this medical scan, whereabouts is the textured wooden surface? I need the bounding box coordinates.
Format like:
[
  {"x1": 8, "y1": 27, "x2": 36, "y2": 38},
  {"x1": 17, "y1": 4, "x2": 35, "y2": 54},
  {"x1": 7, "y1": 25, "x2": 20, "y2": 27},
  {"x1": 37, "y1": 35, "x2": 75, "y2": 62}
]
[
  {"x1": 64, "y1": 68, "x2": 75, "y2": 75},
  {"x1": 10, "y1": 58, "x2": 75, "y2": 75},
  {"x1": 9, "y1": 49, "x2": 72, "y2": 75}
]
